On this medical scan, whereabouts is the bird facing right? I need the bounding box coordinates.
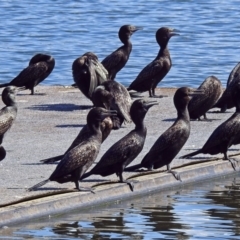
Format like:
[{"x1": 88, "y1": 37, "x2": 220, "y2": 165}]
[
  {"x1": 0, "y1": 86, "x2": 23, "y2": 161},
  {"x1": 80, "y1": 99, "x2": 158, "y2": 191},
  {"x1": 101, "y1": 24, "x2": 143, "y2": 80},
  {"x1": 28, "y1": 107, "x2": 117, "y2": 192},
  {"x1": 0, "y1": 54, "x2": 55, "y2": 95},
  {"x1": 125, "y1": 87, "x2": 203, "y2": 181},
  {"x1": 128, "y1": 27, "x2": 179, "y2": 98},
  {"x1": 181, "y1": 82, "x2": 240, "y2": 171}
]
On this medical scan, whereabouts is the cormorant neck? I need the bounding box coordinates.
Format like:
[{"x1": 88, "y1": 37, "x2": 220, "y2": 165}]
[
  {"x1": 133, "y1": 115, "x2": 146, "y2": 131},
  {"x1": 4, "y1": 98, "x2": 17, "y2": 107},
  {"x1": 177, "y1": 104, "x2": 190, "y2": 122},
  {"x1": 157, "y1": 46, "x2": 169, "y2": 58},
  {"x1": 122, "y1": 39, "x2": 132, "y2": 48},
  {"x1": 89, "y1": 122, "x2": 102, "y2": 136}
]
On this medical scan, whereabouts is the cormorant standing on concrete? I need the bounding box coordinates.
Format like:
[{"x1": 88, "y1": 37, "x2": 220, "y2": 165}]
[
  {"x1": 101, "y1": 25, "x2": 143, "y2": 80},
  {"x1": 0, "y1": 86, "x2": 23, "y2": 161},
  {"x1": 0, "y1": 54, "x2": 55, "y2": 95},
  {"x1": 213, "y1": 62, "x2": 240, "y2": 112},
  {"x1": 125, "y1": 87, "x2": 203, "y2": 181},
  {"x1": 28, "y1": 107, "x2": 117, "y2": 192},
  {"x1": 180, "y1": 83, "x2": 240, "y2": 171},
  {"x1": 188, "y1": 76, "x2": 222, "y2": 120},
  {"x1": 81, "y1": 99, "x2": 158, "y2": 191},
  {"x1": 127, "y1": 27, "x2": 179, "y2": 98},
  {"x1": 94, "y1": 80, "x2": 132, "y2": 128},
  {"x1": 40, "y1": 88, "x2": 114, "y2": 164},
  {"x1": 72, "y1": 52, "x2": 108, "y2": 100}
]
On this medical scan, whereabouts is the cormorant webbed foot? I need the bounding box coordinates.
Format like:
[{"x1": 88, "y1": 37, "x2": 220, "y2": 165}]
[
  {"x1": 77, "y1": 186, "x2": 95, "y2": 194},
  {"x1": 168, "y1": 170, "x2": 182, "y2": 181},
  {"x1": 223, "y1": 153, "x2": 238, "y2": 171},
  {"x1": 197, "y1": 117, "x2": 212, "y2": 122},
  {"x1": 91, "y1": 179, "x2": 137, "y2": 192},
  {"x1": 149, "y1": 94, "x2": 168, "y2": 98},
  {"x1": 121, "y1": 180, "x2": 137, "y2": 192},
  {"x1": 228, "y1": 159, "x2": 238, "y2": 171}
]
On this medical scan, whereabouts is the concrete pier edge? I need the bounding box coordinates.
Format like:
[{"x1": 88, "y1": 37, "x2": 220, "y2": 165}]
[{"x1": 0, "y1": 157, "x2": 239, "y2": 227}]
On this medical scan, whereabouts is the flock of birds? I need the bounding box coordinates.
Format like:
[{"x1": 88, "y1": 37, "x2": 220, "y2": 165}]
[{"x1": 0, "y1": 25, "x2": 240, "y2": 193}]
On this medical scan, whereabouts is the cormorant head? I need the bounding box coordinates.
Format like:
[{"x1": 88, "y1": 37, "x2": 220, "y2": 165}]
[
  {"x1": 156, "y1": 27, "x2": 179, "y2": 47},
  {"x1": 1, "y1": 86, "x2": 24, "y2": 106},
  {"x1": 87, "y1": 107, "x2": 117, "y2": 126},
  {"x1": 174, "y1": 87, "x2": 204, "y2": 110},
  {"x1": 130, "y1": 99, "x2": 158, "y2": 125},
  {"x1": 119, "y1": 25, "x2": 143, "y2": 43},
  {"x1": 92, "y1": 86, "x2": 113, "y2": 110},
  {"x1": 83, "y1": 52, "x2": 98, "y2": 62},
  {"x1": 29, "y1": 53, "x2": 54, "y2": 65}
]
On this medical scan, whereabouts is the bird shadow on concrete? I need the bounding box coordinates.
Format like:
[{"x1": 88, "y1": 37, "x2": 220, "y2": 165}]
[
  {"x1": 26, "y1": 103, "x2": 93, "y2": 112},
  {"x1": 162, "y1": 118, "x2": 176, "y2": 122},
  {"x1": 180, "y1": 156, "x2": 214, "y2": 160},
  {"x1": 56, "y1": 124, "x2": 85, "y2": 128},
  {"x1": 18, "y1": 92, "x2": 47, "y2": 96},
  {"x1": 21, "y1": 163, "x2": 48, "y2": 165},
  {"x1": 81, "y1": 179, "x2": 109, "y2": 183},
  {"x1": 208, "y1": 110, "x2": 232, "y2": 114}
]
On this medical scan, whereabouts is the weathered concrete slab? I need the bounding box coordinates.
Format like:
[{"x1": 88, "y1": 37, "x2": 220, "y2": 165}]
[{"x1": 0, "y1": 86, "x2": 239, "y2": 227}]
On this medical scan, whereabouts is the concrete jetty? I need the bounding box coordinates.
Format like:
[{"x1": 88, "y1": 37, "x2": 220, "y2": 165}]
[{"x1": 0, "y1": 86, "x2": 239, "y2": 227}]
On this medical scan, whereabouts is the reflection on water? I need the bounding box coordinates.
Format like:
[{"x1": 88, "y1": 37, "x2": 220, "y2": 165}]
[{"x1": 1, "y1": 174, "x2": 240, "y2": 239}]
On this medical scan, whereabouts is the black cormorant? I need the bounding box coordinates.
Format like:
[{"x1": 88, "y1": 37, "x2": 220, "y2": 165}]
[
  {"x1": 188, "y1": 76, "x2": 222, "y2": 120},
  {"x1": 0, "y1": 54, "x2": 55, "y2": 95},
  {"x1": 72, "y1": 52, "x2": 108, "y2": 100},
  {"x1": 94, "y1": 80, "x2": 132, "y2": 128},
  {"x1": 0, "y1": 86, "x2": 23, "y2": 161},
  {"x1": 101, "y1": 25, "x2": 142, "y2": 80},
  {"x1": 81, "y1": 99, "x2": 158, "y2": 191},
  {"x1": 125, "y1": 87, "x2": 203, "y2": 181},
  {"x1": 213, "y1": 62, "x2": 240, "y2": 112},
  {"x1": 180, "y1": 83, "x2": 240, "y2": 171},
  {"x1": 28, "y1": 107, "x2": 117, "y2": 192},
  {"x1": 127, "y1": 27, "x2": 179, "y2": 98},
  {"x1": 40, "y1": 88, "x2": 115, "y2": 164}
]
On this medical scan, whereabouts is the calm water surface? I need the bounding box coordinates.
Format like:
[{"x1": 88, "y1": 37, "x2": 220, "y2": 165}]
[
  {"x1": 1, "y1": 1, "x2": 240, "y2": 88},
  {"x1": 1, "y1": 2, "x2": 240, "y2": 239},
  {"x1": 1, "y1": 174, "x2": 240, "y2": 239}
]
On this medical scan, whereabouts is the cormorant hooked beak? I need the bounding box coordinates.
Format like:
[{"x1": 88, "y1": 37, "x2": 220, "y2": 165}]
[
  {"x1": 169, "y1": 28, "x2": 180, "y2": 37},
  {"x1": 144, "y1": 100, "x2": 159, "y2": 110},
  {"x1": 132, "y1": 26, "x2": 143, "y2": 32}
]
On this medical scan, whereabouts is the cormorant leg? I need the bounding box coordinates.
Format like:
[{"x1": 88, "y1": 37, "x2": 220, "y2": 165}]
[
  {"x1": 223, "y1": 152, "x2": 238, "y2": 171},
  {"x1": 167, "y1": 164, "x2": 182, "y2": 182},
  {"x1": 30, "y1": 88, "x2": 34, "y2": 95},
  {"x1": 150, "y1": 88, "x2": 168, "y2": 98},
  {"x1": 199, "y1": 114, "x2": 212, "y2": 122},
  {"x1": 74, "y1": 181, "x2": 95, "y2": 193},
  {"x1": 119, "y1": 172, "x2": 135, "y2": 192},
  {"x1": 212, "y1": 105, "x2": 227, "y2": 113},
  {"x1": 73, "y1": 169, "x2": 95, "y2": 193}
]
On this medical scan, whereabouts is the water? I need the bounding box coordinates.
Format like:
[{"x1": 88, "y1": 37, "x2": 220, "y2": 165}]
[
  {"x1": 1, "y1": 2, "x2": 240, "y2": 239},
  {"x1": 1, "y1": 1, "x2": 240, "y2": 88},
  {"x1": 1, "y1": 173, "x2": 240, "y2": 239}
]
